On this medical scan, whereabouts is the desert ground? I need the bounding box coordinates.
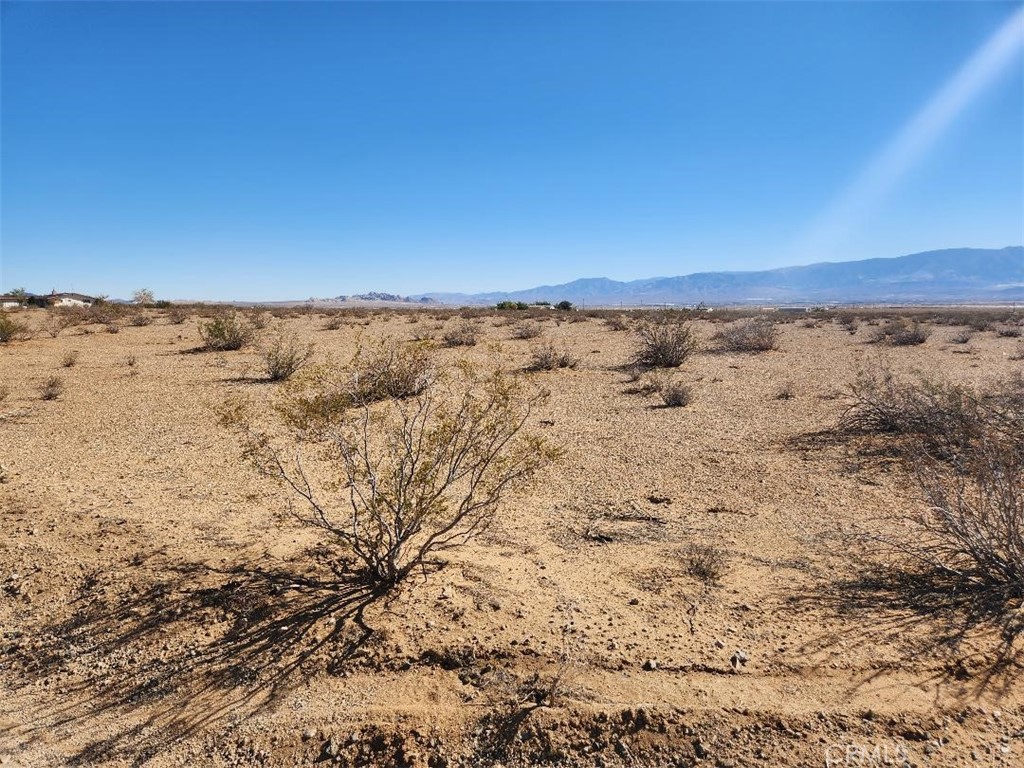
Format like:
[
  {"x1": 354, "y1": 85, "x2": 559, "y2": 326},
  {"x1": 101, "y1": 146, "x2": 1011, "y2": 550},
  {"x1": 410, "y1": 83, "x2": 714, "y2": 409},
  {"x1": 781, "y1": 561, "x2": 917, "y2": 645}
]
[{"x1": 0, "y1": 306, "x2": 1022, "y2": 767}]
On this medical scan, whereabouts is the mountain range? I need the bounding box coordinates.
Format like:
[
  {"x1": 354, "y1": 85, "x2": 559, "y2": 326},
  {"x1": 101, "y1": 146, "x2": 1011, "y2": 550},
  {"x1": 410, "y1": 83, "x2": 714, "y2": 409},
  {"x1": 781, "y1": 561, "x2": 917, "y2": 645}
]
[{"x1": 413, "y1": 247, "x2": 1024, "y2": 306}]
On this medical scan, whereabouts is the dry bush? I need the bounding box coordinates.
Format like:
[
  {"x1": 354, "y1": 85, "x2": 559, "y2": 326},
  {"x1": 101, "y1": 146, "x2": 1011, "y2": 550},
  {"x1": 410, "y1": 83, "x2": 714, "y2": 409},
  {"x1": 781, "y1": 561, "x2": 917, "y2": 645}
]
[
  {"x1": 774, "y1": 382, "x2": 796, "y2": 400},
  {"x1": 199, "y1": 312, "x2": 254, "y2": 351},
  {"x1": 631, "y1": 320, "x2": 698, "y2": 368},
  {"x1": 604, "y1": 315, "x2": 630, "y2": 331},
  {"x1": 443, "y1": 321, "x2": 481, "y2": 347},
  {"x1": 996, "y1": 325, "x2": 1022, "y2": 338},
  {"x1": 685, "y1": 544, "x2": 728, "y2": 585},
  {"x1": 166, "y1": 306, "x2": 189, "y2": 324},
  {"x1": 909, "y1": 441, "x2": 1022, "y2": 599},
  {"x1": 86, "y1": 303, "x2": 124, "y2": 325},
  {"x1": 949, "y1": 329, "x2": 973, "y2": 345},
  {"x1": 248, "y1": 309, "x2": 271, "y2": 331},
  {"x1": 105, "y1": 323, "x2": 121, "y2": 334},
  {"x1": 61, "y1": 350, "x2": 80, "y2": 368},
  {"x1": 322, "y1": 314, "x2": 346, "y2": 331},
  {"x1": 238, "y1": 371, "x2": 556, "y2": 587},
  {"x1": 127, "y1": 312, "x2": 152, "y2": 327},
  {"x1": 278, "y1": 341, "x2": 434, "y2": 432},
  {"x1": 39, "y1": 375, "x2": 65, "y2": 401},
  {"x1": 839, "y1": 366, "x2": 1024, "y2": 603},
  {"x1": 712, "y1": 317, "x2": 779, "y2": 353},
  {"x1": 0, "y1": 383, "x2": 10, "y2": 404},
  {"x1": 125, "y1": 353, "x2": 137, "y2": 368},
  {"x1": 45, "y1": 310, "x2": 80, "y2": 338},
  {"x1": 659, "y1": 380, "x2": 693, "y2": 408},
  {"x1": 512, "y1": 321, "x2": 543, "y2": 340},
  {"x1": 0, "y1": 313, "x2": 31, "y2": 343},
  {"x1": 527, "y1": 343, "x2": 578, "y2": 372},
  {"x1": 261, "y1": 329, "x2": 315, "y2": 381},
  {"x1": 871, "y1": 320, "x2": 931, "y2": 346}
]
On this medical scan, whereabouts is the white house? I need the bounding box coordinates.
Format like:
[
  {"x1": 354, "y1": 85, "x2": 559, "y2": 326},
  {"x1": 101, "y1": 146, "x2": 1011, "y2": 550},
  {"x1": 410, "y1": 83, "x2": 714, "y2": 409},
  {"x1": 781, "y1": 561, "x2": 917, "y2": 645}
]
[
  {"x1": 48, "y1": 292, "x2": 96, "y2": 307},
  {"x1": 0, "y1": 295, "x2": 23, "y2": 309}
]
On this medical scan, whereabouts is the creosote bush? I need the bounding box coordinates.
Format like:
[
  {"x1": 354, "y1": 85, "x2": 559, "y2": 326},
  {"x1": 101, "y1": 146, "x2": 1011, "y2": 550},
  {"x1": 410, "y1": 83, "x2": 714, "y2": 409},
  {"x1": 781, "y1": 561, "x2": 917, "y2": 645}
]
[
  {"x1": 0, "y1": 313, "x2": 31, "y2": 343},
  {"x1": 128, "y1": 312, "x2": 153, "y2": 327},
  {"x1": 276, "y1": 340, "x2": 434, "y2": 432},
  {"x1": 838, "y1": 365, "x2": 1024, "y2": 607},
  {"x1": 166, "y1": 306, "x2": 189, "y2": 325},
  {"x1": 261, "y1": 329, "x2": 315, "y2": 382},
  {"x1": 45, "y1": 310, "x2": 79, "y2": 338},
  {"x1": 512, "y1": 321, "x2": 543, "y2": 340},
  {"x1": 233, "y1": 369, "x2": 557, "y2": 588},
  {"x1": 685, "y1": 544, "x2": 728, "y2": 585},
  {"x1": 443, "y1": 321, "x2": 481, "y2": 348},
  {"x1": 631, "y1": 320, "x2": 698, "y2": 369},
  {"x1": 527, "y1": 343, "x2": 578, "y2": 372},
  {"x1": 871, "y1": 320, "x2": 931, "y2": 346},
  {"x1": 712, "y1": 317, "x2": 779, "y2": 353},
  {"x1": 199, "y1": 312, "x2": 254, "y2": 351}
]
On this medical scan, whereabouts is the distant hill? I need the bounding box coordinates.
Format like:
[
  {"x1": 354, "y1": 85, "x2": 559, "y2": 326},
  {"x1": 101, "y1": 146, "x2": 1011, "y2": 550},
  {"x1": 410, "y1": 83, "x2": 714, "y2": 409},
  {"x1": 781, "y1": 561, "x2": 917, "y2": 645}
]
[{"x1": 415, "y1": 247, "x2": 1024, "y2": 306}]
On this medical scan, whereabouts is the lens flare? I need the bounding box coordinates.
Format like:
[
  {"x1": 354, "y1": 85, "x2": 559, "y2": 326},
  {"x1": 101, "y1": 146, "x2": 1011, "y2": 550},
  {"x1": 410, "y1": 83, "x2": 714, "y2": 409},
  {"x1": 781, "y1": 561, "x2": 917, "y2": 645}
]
[{"x1": 793, "y1": 7, "x2": 1024, "y2": 261}]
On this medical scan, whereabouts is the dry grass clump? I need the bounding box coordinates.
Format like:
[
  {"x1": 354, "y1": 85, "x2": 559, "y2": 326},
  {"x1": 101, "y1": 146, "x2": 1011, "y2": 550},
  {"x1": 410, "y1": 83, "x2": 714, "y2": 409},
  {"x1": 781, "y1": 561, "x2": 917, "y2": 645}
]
[
  {"x1": 659, "y1": 380, "x2": 693, "y2": 408},
  {"x1": 443, "y1": 321, "x2": 481, "y2": 347},
  {"x1": 685, "y1": 544, "x2": 728, "y2": 585},
  {"x1": 322, "y1": 314, "x2": 346, "y2": 331},
  {"x1": 39, "y1": 375, "x2": 65, "y2": 401},
  {"x1": 0, "y1": 383, "x2": 10, "y2": 404},
  {"x1": 198, "y1": 312, "x2": 254, "y2": 351},
  {"x1": 870, "y1": 319, "x2": 931, "y2": 346},
  {"x1": 233, "y1": 369, "x2": 555, "y2": 588},
  {"x1": 996, "y1": 325, "x2": 1022, "y2": 338},
  {"x1": 949, "y1": 329, "x2": 973, "y2": 345},
  {"x1": 631, "y1": 320, "x2": 698, "y2": 369},
  {"x1": 527, "y1": 344, "x2": 578, "y2": 372},
  {"x1": 127, "y1": 312, "x2": 153, "y2": 327},
  {"x1": 604, "y1": 315, "x2": 630, "y2": 332},
  {"x1": 261, "y1": 329, "x2": 315, "y2": 381},
  {"x1": 0, "y1": 313, "x2": 32, "y2": 343},
  {"x1": 512, "y1": 321, "x2": 543, "y2": 340},
  {"x1": 60, "y1": 350, "x2": 80, "y2": 368},
  {"x1": 774, "y1": 382, "x2": 796, "y2": 400},
  {"x1": 712, "y1": 317, "x2": 779, "y2": 353},
  {"x1": 105, "y1": 323, "x2": 121, "y2": 334}
]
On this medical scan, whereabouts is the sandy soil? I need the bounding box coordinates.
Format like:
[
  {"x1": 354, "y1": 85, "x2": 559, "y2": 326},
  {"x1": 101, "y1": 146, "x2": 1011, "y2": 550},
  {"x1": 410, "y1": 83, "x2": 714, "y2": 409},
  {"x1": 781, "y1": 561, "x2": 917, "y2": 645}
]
[{"x1": 0, "y1": 308, "x2": 1021, "y2": 767}]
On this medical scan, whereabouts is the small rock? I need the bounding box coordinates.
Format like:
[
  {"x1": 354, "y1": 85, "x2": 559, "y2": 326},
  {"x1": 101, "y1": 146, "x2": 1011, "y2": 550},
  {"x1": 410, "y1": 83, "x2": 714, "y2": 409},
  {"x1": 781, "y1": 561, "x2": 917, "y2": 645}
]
[
  {"x1": 642, "y1": 659, "x2": 658, "y2": 671},
  {"x1": 301, "y1": 728, "x2": 317, "y2": 741}
]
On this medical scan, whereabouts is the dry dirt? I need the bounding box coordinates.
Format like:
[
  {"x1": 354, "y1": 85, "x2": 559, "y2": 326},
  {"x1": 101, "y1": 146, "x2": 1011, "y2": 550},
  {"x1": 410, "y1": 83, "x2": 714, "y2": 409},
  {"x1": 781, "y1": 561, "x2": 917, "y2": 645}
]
[{"x1": 1, "y1": 309, "x2": 1022, "y2": 768}]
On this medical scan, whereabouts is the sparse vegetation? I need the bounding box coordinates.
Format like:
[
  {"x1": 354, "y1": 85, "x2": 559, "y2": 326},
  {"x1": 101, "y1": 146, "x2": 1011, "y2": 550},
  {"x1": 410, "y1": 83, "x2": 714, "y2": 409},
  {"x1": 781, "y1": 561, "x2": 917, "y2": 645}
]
[
  {"x1": 261, "y1": 329, "x2": 315, "y2": 381},
  {"x1": 127, "y1": 312, "x2": 153, "y2": 327},
  {"x1": 631, "y1": 320, "x2": 698, "y2": 369},
  {"x1": 685, "y1": 544, "x2": 728, "y2": 585},
  {"x1": 199, "y1": 312, "x2": 254, "y2": 351},
  {"x1": 442, "y1": 321, "x2": 481, "y2": 347},
  {"x1": 45, "y1": 310, "x2": 79, "y2": 338},
  {"x1": 712, "y1": 317, "x2": 779, "y2": 352},
  {"x1": 166, "y1": 306, "x2": 189, "y2": 324},
  {"x1": 61, "y1": 350, "x2": 80, "y2": 368},
  {"x1": 659, "y1": 380, "x2": 692, "y2": 407},
  {"x1": 527, "y1": 343, "x2": 579, "y2": 371},
  {"x1": 39, "y1": 375, "x2": 65, "y2": 401},
  {"x1": 871, "y1": 319, "x2": 931, "y2": 346},
  {"x1": 512, "y1": 321, "x2": 543, "y2": 340},
  {"x1": 243, "y1": 371, "x2": 556, "y2": 587},
  {"x1": 0, "y1": 313, "x2": 31, "y2": 343}
]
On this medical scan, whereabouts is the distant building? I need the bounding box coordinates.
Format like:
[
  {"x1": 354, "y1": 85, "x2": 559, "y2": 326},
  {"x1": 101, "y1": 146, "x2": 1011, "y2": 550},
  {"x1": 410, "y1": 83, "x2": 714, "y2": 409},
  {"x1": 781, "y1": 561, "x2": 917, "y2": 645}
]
[
  {"x1": 48, "y1": 292, "x2": 96, "y2": 307},
  {"x1": 0, "y1": 295, "x2": 23, "y2": 309}
]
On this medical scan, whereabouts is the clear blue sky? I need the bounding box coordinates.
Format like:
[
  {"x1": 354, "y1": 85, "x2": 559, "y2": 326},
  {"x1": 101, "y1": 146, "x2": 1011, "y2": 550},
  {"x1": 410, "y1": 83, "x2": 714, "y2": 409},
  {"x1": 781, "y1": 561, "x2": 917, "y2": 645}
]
[{"x1": 2, "y1": 1, "x2": 1022, "y2": 300}]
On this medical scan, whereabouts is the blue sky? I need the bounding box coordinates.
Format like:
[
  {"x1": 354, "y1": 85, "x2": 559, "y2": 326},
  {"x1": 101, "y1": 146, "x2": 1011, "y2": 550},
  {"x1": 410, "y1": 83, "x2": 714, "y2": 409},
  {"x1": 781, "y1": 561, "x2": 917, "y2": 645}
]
[{"x1": 2, "y1": 1, "x2": 1022, "y2": 300}]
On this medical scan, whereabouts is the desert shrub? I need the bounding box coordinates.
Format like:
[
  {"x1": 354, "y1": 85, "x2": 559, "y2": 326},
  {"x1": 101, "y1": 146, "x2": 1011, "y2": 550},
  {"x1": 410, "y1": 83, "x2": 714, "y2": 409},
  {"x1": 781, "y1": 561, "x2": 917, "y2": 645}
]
[
  {"x1": 996, "y1": 325, "x2": 1022, "y2": 338},
  {"x1": 631, "y1": 320, "x2": 698, "y2": 369},
  {"x1": 61, "y1": 350, "x2": 79, "y2": 368},
  {"x1": 527, "y1": 343, "x2": 578, "y2": 371},
  {"x1": 127, "y1": 312, "x2": 152, "y2": 327},
  {"x1": 512, "y1": 321, "x2": 543, "y2": 340},
  {"x1": 0, "y1": 313, "x2": 31, "y2": 343},
  {"x1": 199, "y1": 312, "x2": 254, "y2": 351},
  {"x1": 1011, "y1": 342, "x2": 1024, "y2": 361},
  {"x1": 554, "y1": 301, "x2": 574, "y2": 311},
  {"x1": 87, "y1": 303, "x2": 124, "y2": 325},
  {"x1": 248, "y1": 309, "x2": 271, "y2": 331},
  {"x1": 105, "y1": 323, "x2": 121, "y2": 334},
  {"x1": 871, "y1": 320, "x2": 931, "y2": 346},
  {"x1": 278, "y1": 341, "x2": 434, "y2": 432},
  {"x1": 443, "y1": 321, "x2": 481, "y2": 347},
  {"x1": 261, "y1": 329, "x2": 315, "y2": 381},
  {"x1": 322, "y1": 314, "x2": 346, "y2": 331},
  {"x1": 125, "y1": 353, "x2": 137, "y2": 368},
  {"x1": 713, "y1": 318, "x2": 779, "y2": 353},
  {"x1": 166, "y1": 306, "x2": 189, "y2": 324},
  {"x1": 659, "y1": 380, "x2": 692, "y2": 407},
  {"x1": 774, "y1": 382, "x2": 796, "y2": 400},
  {"x1": 0, "y1": 383, "x2": 10, "y2": 403},
  {"x1": 685, "y1": 544, "x2": 728, "y2": 585},
  {"x1": 604, "y1": 315, "x2": 630, "y2": 331},
  {"x1": 949, "y1": 330, "x2": 973, "y2": 345},
  {"x1": 241, "y1": 371, "x2": 556, "y2": 587},
  {"x1": 908, "y1": 440, "x2": 1022, "y2": 599},
  {"x1": 45, "y1": 310, "x2": 80, "y2": 338},
  {"x1": 39, "y1": 375, "x2": 65, "y2": 401}
]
